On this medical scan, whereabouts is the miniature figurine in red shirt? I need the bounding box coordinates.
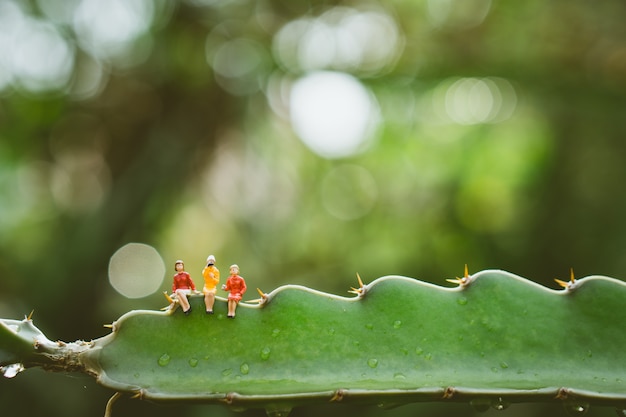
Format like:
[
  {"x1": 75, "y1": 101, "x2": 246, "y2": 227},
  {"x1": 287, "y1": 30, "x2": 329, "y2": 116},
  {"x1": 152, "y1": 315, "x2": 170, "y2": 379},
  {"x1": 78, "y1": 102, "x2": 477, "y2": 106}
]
[
  {"x1": 172, "y1": 260, "x2": 196, "y2": 315},
  {"x1": 222, "y1": 264, "x2": 247, "y2": 318}
]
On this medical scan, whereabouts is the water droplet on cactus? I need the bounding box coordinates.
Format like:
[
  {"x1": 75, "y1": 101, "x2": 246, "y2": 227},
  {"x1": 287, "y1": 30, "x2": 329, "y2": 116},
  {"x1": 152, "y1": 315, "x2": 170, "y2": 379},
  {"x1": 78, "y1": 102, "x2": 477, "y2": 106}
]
[
  {"x1": 221, "y1": 368, "x2": 232, "y2": 376},
  {"x1": 491, "y1": 397, "x2": 510, "y2": 410},
  {"x1": 157, "y1": 353, "x2": 170, "y2": 367},
  {"x1": 260, "y1": 346, "x2": 271, "y2": 360},
  {"x1": 1, "y1": 363, "x2": 25, "y2": 378},
  {"x1": 240, "y1": 363, "x2": 250, "y2": 375},
  {"x1": 367, "y1": 358, "x2": 379, "y2": 368},
  {"x1": 457, "y1": 297, "x2": 468, "y2": 306},
  {"x1": 365, "y1": 323, "x2": 374, "y2": 330},
  {"x1": 188, "y1": 358, "x2": 198, "y2": 367},
  {"x1": 470, "y1": 398, "x2": 491, "y2": 412},
  {"x1": 393, "y1": 372, "x2": 406, "y2": 380},
  {"x1": 265, "y1": 405, "x2": 292, "y2": 417},
  {"x1": 377, "y1": 402, "x2": 402, "y2": 410},
  {"x1": 393, "y1": 320, "x2": 402, "y2": 329},
  {"x1": 271, "y1": 328, "x2": 281, "y2": 338},
  {"x1": 563, "y1": 401, "x2": 589, "y2": 416}
]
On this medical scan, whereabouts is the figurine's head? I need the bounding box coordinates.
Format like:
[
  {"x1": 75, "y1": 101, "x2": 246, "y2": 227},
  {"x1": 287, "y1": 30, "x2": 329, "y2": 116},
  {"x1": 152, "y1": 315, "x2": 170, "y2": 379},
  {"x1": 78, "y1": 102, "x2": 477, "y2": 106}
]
[
  {"x1": 229, "y1": 264, "x2": 239, "y2": 275},
  {"x1": 206, "y1": 255, "x2": 216, "y2": 265},
  {"x1": 175, "y1": 260, "x2": 184, "y2": 271}
]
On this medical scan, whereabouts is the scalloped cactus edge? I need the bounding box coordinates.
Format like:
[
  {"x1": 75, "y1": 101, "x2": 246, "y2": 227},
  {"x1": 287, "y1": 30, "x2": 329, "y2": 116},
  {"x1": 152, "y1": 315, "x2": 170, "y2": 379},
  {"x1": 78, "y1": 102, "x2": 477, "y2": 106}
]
[{"x1": 2, "y1": 269, "x2": 626, "y2": 416}]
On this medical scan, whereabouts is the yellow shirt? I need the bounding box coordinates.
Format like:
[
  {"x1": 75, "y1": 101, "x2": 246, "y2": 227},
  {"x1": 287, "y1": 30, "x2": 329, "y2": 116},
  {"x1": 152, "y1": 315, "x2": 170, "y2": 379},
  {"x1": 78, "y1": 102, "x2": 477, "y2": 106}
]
[{"x1": 202, "y1": 265, "x2": 220, "y2": 290}]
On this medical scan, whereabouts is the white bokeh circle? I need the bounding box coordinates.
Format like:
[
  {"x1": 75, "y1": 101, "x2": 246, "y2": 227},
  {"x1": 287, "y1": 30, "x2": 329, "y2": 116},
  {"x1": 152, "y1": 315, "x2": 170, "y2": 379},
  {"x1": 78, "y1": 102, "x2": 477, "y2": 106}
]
[{"x1": 108, "y1": 242, "x2": 165, "y2": 298}]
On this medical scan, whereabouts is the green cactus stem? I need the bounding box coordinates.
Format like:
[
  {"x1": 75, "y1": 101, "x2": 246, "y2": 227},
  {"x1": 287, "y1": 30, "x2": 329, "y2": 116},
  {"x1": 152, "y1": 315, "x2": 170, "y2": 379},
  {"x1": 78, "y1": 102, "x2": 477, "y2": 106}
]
[{"x1": 2, "y1": 269, "x2": 626, "y2": 415}]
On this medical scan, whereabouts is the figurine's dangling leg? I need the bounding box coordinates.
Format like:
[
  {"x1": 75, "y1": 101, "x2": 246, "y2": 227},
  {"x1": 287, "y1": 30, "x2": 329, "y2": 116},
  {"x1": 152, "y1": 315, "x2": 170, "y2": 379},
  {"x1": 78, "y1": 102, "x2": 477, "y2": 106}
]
[
  {"x1": 227, "y1": 300, "x2": 237, "y2": 318},
  {"x1": 176, "y1": 289, "x2": 192, "y2": 315},
  {"x1": 204, "y1": 289, "x2": 215, "y2": 314}
]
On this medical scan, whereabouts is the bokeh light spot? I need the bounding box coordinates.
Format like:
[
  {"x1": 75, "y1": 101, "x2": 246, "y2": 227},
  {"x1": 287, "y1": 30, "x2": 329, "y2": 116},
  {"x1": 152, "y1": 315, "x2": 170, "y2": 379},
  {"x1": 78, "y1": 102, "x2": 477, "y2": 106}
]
[
  {"x1": 272, "y1": 6, "x2": 403, "y2": 75},
  {"x1": 209, "y1": 37, "x2": 266, "y2": 95},
  {"x1": 289, "y1": 71, "x2": 380, "y2": 159},
  {"x1": 73, "y1": 0, "x2": 154, "y2": 63},
  {"x1": 427, "y1": 0, "x2": 492, "y2": 29},
  {"x1": 432, "y1": 77, "x2": 517, "y2": 125},
  {"x1": 0, "y1": 2, "x2": 75, "y2": 93},
  {"x1": 109, "y1": 243, "x2": 165, "y2": 299},
  {"x1": 49, "y1": 151, "x2": 111, "y2": 213}
]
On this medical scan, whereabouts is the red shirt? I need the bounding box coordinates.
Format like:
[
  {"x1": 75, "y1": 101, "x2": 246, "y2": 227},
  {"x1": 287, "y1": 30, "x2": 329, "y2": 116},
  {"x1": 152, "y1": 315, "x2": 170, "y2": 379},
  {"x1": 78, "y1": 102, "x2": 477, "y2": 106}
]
[
  {"x1": 172, "y1": 272, "x2": 195, "y2": 292},
  {"x1": 224, "y1": 275, "x2": 246, "y2": 300}
]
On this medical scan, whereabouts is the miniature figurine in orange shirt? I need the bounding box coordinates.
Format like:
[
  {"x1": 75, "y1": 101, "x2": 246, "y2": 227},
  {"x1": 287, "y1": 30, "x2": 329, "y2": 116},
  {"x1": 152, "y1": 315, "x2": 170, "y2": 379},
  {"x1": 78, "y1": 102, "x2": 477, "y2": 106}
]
[
  {"x1": 202, "y1": 255, "x2": 220, "y2": 314},
  {"x1": 222, "y1": 264, "x2": 247, "y2": 318},
  {"x1": 172, "y1": 260, "x2": 196, "y2": 315}
]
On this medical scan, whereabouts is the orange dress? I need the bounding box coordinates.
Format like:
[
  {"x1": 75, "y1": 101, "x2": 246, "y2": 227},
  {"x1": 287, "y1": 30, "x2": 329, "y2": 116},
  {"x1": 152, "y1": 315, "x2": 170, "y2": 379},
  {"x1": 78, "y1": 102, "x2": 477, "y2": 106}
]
[{"x1": 202, "y1": 265, "x2": 220, "y2": 293}]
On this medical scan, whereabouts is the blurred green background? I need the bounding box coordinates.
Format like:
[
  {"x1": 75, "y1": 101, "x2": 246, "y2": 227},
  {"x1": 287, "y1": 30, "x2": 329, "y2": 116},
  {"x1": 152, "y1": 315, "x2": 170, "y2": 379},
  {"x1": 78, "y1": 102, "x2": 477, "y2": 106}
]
[{"x1": 1, "y1": 0, "x2": 625, "y2": 416}]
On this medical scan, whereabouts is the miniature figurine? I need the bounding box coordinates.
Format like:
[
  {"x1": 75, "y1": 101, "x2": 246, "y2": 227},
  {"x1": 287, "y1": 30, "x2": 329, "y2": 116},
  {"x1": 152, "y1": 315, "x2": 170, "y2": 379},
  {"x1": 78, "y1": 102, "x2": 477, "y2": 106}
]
[
  {"x1": 222, "y1": 264, "x2": 247, "y2": 318},
  {"x1": 171, "y1": 260, "x2": 196, "y2": 315},
  {"x1": 202, "y1": 255, "x2": 220, "y2": 314}
]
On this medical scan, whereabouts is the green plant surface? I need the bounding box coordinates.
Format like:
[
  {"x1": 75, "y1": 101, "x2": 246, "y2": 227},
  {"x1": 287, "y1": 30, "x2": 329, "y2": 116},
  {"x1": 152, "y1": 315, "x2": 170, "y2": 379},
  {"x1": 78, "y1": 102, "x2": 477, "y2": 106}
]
[{"x1": 2, "y1": 270, "x2": 626, "y2": 413}]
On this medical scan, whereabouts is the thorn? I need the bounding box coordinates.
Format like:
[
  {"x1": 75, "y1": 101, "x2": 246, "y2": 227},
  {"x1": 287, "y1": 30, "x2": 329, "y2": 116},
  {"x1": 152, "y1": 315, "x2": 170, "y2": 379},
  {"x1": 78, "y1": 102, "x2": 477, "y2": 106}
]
[
  {"x1": 247, "y1": 288, "x2": 268, "y2": 305},
  {"x1": 349, "y1": 273, "x2": 366, "y2": 296},
  {"x1": 554, "y1": 279, "x2": 569, "y2": 288},
  {"x1": 104, "y1": 392, "x2": 123, "y2": 417},
  {"x1": 222, "y1": 393, "x2": 235, "y2": 405},
  {"x1": 356, "y1": 273, "x2": 364, "y2": 289},
  {"x1": 26, "y1": 310, "x2": 35, "y2": 321},
  {"x1": 103, "y1": 324, "x2": 114, "y2": 329},
  {"x1": 330, "y1": 389, "x2": 345, "y2": 402},
  {"x1": 555, "y1": 268, "x2": 577, "y2": 290},
  {"x1": 555, "y1": 387, "x2": 570, "y2": 400},
  {"x1": 163, "y1": 291, "x2": 174, "y2": 304},
  {"x1": 443, "y1": 386, "x2": 456, "y2": 399},
  {"x1": 448, "y1": 264, "x2": 471, "y2": 286}
]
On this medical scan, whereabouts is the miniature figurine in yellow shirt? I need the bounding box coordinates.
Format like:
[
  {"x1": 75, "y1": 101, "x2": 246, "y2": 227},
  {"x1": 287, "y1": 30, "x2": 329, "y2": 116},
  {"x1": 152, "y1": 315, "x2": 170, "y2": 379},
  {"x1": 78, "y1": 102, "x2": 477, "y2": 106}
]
[{"x1": 202, "y1": 255, "x2": 220, "y2": 314}]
